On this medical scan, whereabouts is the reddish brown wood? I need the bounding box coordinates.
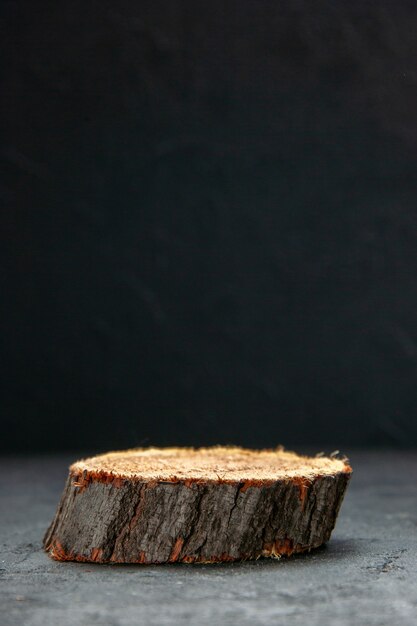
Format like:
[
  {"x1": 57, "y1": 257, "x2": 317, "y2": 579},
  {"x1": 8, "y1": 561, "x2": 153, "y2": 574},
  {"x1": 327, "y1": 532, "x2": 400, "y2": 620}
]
[{"x1": 44, "y1": 447, "x2": 351, "y2": 564}]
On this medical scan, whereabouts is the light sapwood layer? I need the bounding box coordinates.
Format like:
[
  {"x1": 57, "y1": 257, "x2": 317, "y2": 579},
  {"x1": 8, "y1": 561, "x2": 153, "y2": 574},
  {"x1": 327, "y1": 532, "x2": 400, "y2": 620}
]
[
  {"x1": 44, "y1": 446, "x2": 352, "y2": 564},
  {"x1": 70, "y1": 446, "x2": 349, "y2": 482}
]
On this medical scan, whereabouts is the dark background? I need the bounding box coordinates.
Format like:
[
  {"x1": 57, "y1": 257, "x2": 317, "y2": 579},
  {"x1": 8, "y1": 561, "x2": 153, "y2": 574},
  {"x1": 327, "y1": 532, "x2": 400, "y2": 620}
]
[{"x1": 2, "y1": 1, "x2": 417, "y2": 453}]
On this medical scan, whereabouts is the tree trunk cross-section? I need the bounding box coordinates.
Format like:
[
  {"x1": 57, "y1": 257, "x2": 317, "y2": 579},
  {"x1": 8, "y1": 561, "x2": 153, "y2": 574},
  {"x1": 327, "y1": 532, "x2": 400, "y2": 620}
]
[{"x1": 44, "y1": 446, "x2": 352, "y2": 564}]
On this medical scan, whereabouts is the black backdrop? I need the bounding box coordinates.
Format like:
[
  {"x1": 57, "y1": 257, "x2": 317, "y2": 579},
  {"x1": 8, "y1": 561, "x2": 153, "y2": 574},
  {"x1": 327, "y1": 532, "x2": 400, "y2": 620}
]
[{"x1": 2, "y1": 1, "x2": 417, "y2": 453}]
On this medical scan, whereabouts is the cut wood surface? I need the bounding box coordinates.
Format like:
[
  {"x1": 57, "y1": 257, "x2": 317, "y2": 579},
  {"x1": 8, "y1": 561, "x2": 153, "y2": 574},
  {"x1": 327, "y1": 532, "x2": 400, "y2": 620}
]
[{"x1": 44, "y1": 446, "x2": 352, "y2": 564}]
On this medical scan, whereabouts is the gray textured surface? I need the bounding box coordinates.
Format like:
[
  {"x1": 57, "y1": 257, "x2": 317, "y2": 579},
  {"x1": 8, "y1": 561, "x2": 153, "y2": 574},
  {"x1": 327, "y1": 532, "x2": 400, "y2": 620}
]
[{"x1": 1, "y1": 451, "x2": 416, "y2": 625}]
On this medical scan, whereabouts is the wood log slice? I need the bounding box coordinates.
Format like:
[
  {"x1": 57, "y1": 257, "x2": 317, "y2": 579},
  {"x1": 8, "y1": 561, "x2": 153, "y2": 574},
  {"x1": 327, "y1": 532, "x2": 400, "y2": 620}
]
[{"x1": 44, "y1": 446, "x2": 352, "y2": 564}]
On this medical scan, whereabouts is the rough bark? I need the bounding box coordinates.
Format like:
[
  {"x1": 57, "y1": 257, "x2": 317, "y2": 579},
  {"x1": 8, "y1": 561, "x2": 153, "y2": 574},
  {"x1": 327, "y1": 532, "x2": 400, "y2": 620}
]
[{"x1": 44, "y1": 453, "x2": 351, "y2": 564}]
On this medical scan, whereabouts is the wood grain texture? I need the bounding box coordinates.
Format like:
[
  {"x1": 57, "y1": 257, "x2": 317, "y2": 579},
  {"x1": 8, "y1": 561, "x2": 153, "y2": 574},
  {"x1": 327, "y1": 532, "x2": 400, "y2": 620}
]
[{"x1": 43, "y1": 448, "x2": 351, "y2": 564}]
